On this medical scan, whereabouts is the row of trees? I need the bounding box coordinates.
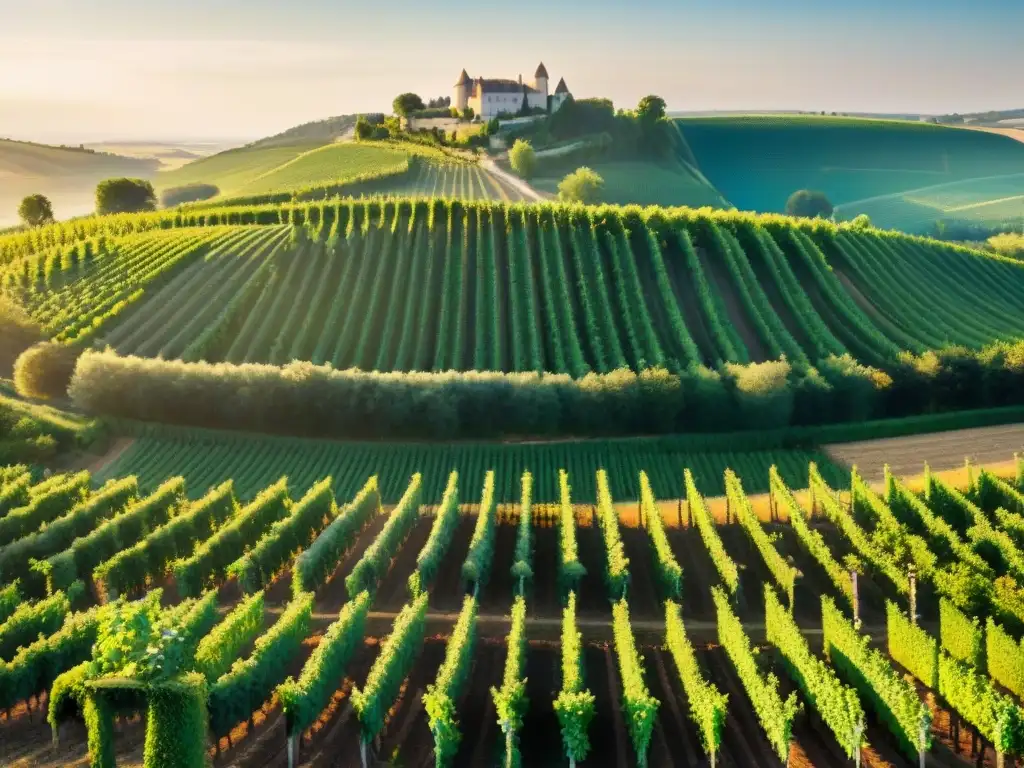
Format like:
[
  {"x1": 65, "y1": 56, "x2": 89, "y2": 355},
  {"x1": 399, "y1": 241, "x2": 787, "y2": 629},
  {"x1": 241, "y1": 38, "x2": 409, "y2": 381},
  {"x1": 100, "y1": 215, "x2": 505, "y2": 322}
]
[{"x1": 15, "y1": 179, "x2": 159, "y2": 229}]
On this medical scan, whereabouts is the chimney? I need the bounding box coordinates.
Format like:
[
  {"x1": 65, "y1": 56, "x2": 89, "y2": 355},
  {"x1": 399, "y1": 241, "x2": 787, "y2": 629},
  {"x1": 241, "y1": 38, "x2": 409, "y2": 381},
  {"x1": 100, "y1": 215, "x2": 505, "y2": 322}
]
[{"x1": 518, "y1": 73, "x2": 522, "y2": 85}]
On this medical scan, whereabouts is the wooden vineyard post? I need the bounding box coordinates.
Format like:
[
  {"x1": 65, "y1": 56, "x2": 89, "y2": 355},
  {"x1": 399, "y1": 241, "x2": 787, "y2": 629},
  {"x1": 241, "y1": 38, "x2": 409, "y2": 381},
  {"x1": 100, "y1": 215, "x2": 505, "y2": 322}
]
[
  {"x1": 288, "y1": 732, "x2": 298, "y2": 768},
  {"x1": 908, "y1": 566, "x2": 917, "y2": 625},
  {"x1": 853, "y1": 720, "x2": 863, "y2": 768},
  {"x1": 919, "y1": 717, "x2": 928, "y2": 768},
  {"x1": 769, "y1": 482, "x2": 776, "y2": 522},
  {"x1": 725, "y1": 492, "x2": 731, "y2": 525},
  {"x1": 809, "y1": 481, "x2": 816, "y2": 519},
  {"x1": 851, "y1": 570, "x2": 860, "y2": 628},
  {"x1": 677, "y1": 498, "x2": 683, "y2": 528}
]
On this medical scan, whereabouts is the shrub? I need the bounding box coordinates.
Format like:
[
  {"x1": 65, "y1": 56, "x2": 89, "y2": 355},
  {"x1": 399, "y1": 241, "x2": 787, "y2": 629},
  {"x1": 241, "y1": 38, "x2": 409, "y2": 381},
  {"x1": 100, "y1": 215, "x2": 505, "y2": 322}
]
[
  {"x1": 14, "y1": 342, "x2": 84, "y2": 399},
  {"x1": 509, "y1": 139, "x2": 537, "y2": 180},
  {"x1": 557, "y1": 167, "x2": 604, "y2": 204},
  {"x1": 0, "y1": 299, "x2": 41, "y2": 378},
  {"x1": 18, "y1": 195, "x2": 54, "y2": 227},
  {"x1": 989, "y1": 232, "x2": 1024, "y2": 260},
  {"x1": 785, "y1": 189, "x2": 833, "y2": 219},
  {"x1": 95, "y1": 178, "x2": 156, "y2": 215},
  {"x1": 160, "y1": 184, "x2": 219, "y2": 208}
]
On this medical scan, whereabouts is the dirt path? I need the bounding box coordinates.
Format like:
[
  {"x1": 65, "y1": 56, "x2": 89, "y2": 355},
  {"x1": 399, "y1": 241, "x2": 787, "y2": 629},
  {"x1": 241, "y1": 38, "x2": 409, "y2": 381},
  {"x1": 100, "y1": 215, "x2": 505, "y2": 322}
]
[
  {"x1": 480, "y1": 155, "x2": 546, "y2": 201},
  {"x1": 825, "y1": 422, "x2": 1024, "y2": 481}
]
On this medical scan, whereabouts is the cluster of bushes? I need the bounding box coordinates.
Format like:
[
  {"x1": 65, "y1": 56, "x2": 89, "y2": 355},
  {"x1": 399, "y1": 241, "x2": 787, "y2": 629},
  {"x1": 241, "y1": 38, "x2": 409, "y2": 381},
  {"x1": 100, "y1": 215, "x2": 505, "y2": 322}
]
[
  {"x1": 160, "y1": 184, "x2": 219, "y2": 208},
  {"x1": 0, "y1": 298, "x2": 41, "y2": 377},
  {"x1": 0, "y1": 401, "x2": 58, "y2": 464},
  {"x1": 14, "y1": 341, "x2": 85, "y2": 400},
  {"x1": 61, "y1": 343, "x2": 1024, "y2": 441}
]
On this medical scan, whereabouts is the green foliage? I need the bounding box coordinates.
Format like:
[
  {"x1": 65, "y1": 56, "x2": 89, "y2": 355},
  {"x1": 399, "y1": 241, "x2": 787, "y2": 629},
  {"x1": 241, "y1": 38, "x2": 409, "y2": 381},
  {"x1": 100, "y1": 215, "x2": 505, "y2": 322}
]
[
  {"x1": 785, "y1": 189, "x2": 834, "y2": 219},
  {"x1": 553, "y1": 592, "x2": 595, "y2": 764},
  {"x1": 93, "y1": 480, "x2": 236, "y2": 602},
  {"x1": 143, "y1": 673, "x2": 209, "y2": 768},
  {"x1": 409, "y1": 471, "x2": 459, "y2": 595},
  {"x1": 0, "y1": 581, "x2": 20, "y2": 623},
  {"x1": 728, "y1": 468, "x2": 797, "y2": 605},
  {"x1": 509, "y1": 139, "x2": 537, "y2": 180},
  {"x1": 611, "y1": 599, "x2": 659, "y2": 766},
  {"x1": 886, "y1": 601, "x2": 938, "y2": 689},
  {"x1": 351, "y1": 591, "x2": 429, "y2": 743},
  {"x1": 194, "y1": 591, "x2": 264, "y2": 682},
  {"x1": 291, "y1": 476, "x2": 380, "y2": 596},
  {"x1": 159, "y1": 184, "x2": 219, "y2": 208},
  {"x1": 39, "y1": 477, "x2": 186, "y2": 595},
  {"x1": 595, "y1": 469, "x2": 630, "y2": 601},
  {"x1": 207, "y1": 592, "x2": 313, "y2": 739},
  {"x1": 940, "y1": 597, "x2": 985, "y2": 668},
  {"x1": 557, "y1": 470, "x2": 586, "y2": 599},
  {"x1": 173, "y1": 477, "x2": 289, "y2": 597},
  {"x1": 0, "y1": 587, "x2": 70, "y2": 661},
  {"x1": 510, "y1": 471, "x2": 533, "y2": 594},
  {"x1": 0, "y1": 476, "x2": 137, "y2": 590},
  {"x1": 685, "y1": 469, "x2": 739, "y2": 594},
  {"x1": 557, "y1": 167, "x2": 604, "y2": 203},
  {"x1": 635, "y1": 95, "x2": 667, "y2": 123},
  {"x1": 278, "y1": 590, "x2": 371, "y2": 737},
  {"x1": 392, "y1": 93, "x2": 425, "y2": 117},
  {"x1": 639, "y1": 471, "x2": 681, "y2": 600},
  {"x1": 938, "y1": 651, "x2": 1024, "y2": 755},
  {"x1": 461, "y1": 471, "x2": 497, "y2": 593},
  {"x1": 812, "y1": 464, "x2": 909, "y2": 593},
  {"x1": 765, "y1": 585, "x2": 865, "y2": 758},
  {"x1": 18, "y1": 194, "x2": 54, "y2": 228},
  {"x1": 0, "y1": 470, "x2": 89, "y2": 543},
  {"x1": 96, "y1": 177, "x2": 157, "y2": 215},
  {"x1": 346, "y1": 474, "x2": 421, "y2": 598},
  {"x1": 988, "y1": 232, "x2": 1024, "y2": 260},
  {"x1": 822, "y1": 596, "x2": 930, "y2": 760},
  {"x1": 986, "y1": 618, "x2": 1024, "y2": 702},
  {"x1": 83, "y1": 686, "x2": 116, "y2": 768},
  {"x1": 0, "y1": 470, "x2": 30, "y2": 517},
  {"x1": 664, "y1": 599, "x2": 726, "y2": 764},
  {"x1": 713, "y1": 586, "x2": 798, "y2": 762},
  {"x1": 491, "y1": 595, "x2": 529, "y2": 767},
  {"x1": 229, "y1": 476, "x2": 335, "y2": 593},
  {"x1": 423, "y1": 595, "x2": 478, "y2": 766}
]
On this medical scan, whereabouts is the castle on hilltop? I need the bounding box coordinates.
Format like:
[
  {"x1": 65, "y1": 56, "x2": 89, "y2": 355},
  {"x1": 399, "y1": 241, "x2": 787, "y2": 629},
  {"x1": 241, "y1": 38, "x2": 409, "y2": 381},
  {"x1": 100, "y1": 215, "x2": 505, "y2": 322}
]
[{"x1": 453, "y1": 63, "x2": 571, "y2": 120}]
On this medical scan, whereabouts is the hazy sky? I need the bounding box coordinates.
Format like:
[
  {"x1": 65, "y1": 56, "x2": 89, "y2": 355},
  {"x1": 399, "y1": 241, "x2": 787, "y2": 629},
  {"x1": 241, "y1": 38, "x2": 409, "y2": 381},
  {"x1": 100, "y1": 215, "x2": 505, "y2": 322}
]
[{"x1": 1, "y1": 0, "x2": 1021, "y2": 143}]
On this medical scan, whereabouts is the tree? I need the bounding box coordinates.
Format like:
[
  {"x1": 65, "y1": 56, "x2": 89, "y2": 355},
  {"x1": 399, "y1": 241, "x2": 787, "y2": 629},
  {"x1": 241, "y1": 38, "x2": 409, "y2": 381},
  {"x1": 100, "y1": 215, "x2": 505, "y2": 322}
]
[
  {"x1": 461, "y1": 106, "x2": 474, "y2": 121},
  {"x1": 785, "y1": 189, "x2": 833, "y2": 219},
  {"x1": 392, "y1": 93, "x2": 425, "y2": 117},
  {"x1": 354, "y1": 115, "x2": 374, "y2": 141},
  {"x1": 18, "y1": 194, "x2": 54, "y2": 227},
  {"x1": 508, "y1": 139, "x2": 537, "y2": 180},
  {"x1": 557, "y1": 167, "x2": 604, "y2": 204},
  {"x1": 636, "y1": 95, "x2": 667, "y2": 122},
  {"x1": 95, "y1": 178, "x2": 156, "y2": 215}
]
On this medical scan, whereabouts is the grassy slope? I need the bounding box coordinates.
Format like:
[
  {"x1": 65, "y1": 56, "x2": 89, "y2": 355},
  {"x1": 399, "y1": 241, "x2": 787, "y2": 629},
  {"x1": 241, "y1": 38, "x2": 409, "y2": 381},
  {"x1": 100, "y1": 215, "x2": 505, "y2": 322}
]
[
  {"x1": 233, "y1": 143, "x2": 411, "y2": 195},
  {"x1": 533, "y1": 158, "x2": 731, "y2": 208},
  {"x1": 678, "y1": 115, "x2": 1024, "y2": 230},
  {"x1": 153, "y1": 142, "x2": 326, "y2": 195}
]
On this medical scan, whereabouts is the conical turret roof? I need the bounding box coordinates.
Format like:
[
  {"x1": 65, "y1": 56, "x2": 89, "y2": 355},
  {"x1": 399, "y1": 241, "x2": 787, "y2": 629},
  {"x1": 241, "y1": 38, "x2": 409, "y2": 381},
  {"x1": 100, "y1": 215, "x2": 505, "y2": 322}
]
[
  {"x1": 534, "y1": 62, "x2": 549, "y2": 79},
  {"x1": 454, "y1": 69, "x2": 471, "y2": 87},
  {"x1": 555, "y1": 77, "x2": 569, "y2": 94}
]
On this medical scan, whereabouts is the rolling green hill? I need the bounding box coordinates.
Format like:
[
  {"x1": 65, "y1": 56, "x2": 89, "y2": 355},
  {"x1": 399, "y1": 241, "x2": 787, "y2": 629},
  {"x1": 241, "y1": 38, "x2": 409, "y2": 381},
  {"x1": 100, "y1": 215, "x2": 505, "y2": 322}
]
[
  {"x1": 5, "y1": 198, "x2": 1023, "y2": 378},
  {"x1": 153, "y1": 142, "x2": 327, "y2": 195},
  {"x1": 677, "y1": 115, "x2": 1024, "y2": 231},
  {"x1": 533, "y1": 158, "x2": 730, "y2": 209}
]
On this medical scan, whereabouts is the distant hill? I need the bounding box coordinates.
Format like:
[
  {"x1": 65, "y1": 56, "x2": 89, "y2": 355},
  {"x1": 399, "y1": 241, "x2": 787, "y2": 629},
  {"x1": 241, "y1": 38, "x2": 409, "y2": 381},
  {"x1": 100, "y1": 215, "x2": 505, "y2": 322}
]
[
  {"x1": 0, "y1": 138, "x2": 158, "y2": 227},
  {"x1": 245, "y1": 114, "x2": 380, "y2": 149},
  {"x1": 676, "y1": 114, "x2": 1024, "y2": 232}
]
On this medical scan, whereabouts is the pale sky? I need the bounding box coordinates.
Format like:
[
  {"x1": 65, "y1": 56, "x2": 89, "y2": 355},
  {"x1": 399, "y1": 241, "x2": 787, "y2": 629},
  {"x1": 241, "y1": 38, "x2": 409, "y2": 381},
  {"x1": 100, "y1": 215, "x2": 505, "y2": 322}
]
[{"x1": 1, "y1": 0, "x2": 1021, "y2": 143}]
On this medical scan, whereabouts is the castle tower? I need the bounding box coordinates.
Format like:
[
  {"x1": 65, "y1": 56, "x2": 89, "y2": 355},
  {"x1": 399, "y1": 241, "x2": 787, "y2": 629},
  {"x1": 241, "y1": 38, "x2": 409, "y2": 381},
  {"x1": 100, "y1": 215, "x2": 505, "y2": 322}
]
[
  {"x1": 453, "y1": 69, "x2": 471, "y2": 111},
  {"x1": 533, "y1": 62, "x2": 549, "y2": 96}
]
